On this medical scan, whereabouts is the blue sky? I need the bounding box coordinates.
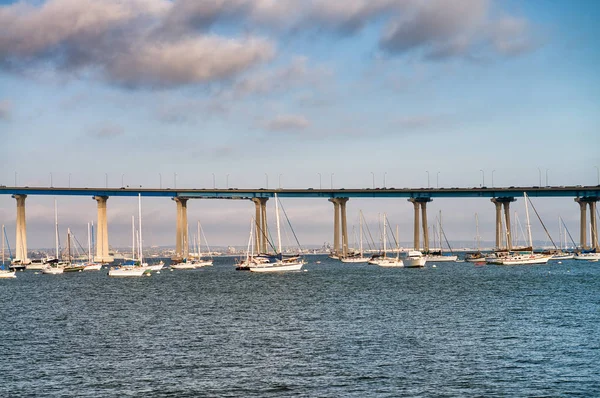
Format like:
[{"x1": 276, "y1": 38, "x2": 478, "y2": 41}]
[{"x1": 0, "y1": 0, "x2": 599, "y2": 250}]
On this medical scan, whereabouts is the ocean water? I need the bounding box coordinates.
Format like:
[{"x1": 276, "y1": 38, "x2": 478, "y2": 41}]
[{"x1": 1, "y1": 256, "x2": 599, "y2": 397}]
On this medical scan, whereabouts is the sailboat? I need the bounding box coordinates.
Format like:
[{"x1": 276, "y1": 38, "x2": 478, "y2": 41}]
[
  {"x1": 249, "y1": 194, "x2": 305, "y2": 272},
  {"x1": 84, "y1": 222, "x2": 102, "y2": 271},
  {"x1": 341, "y1": 211, "x2": 370, "y2": 263},
  {"x1": 190, "y1": 220, "x2": 213, "y2": 267},
  {"x1": 466, "y1": 213, "x2": 487, "y2": 263},
  {"x1": 42, "y1": 200, "x2": 66, "y2": 275},
  {"x1": 369, "y1": 216, "x2": 404, "y2": 267},
  {"x1": 425, "y1": 211, "x2": 458, "y2": 262},
  {"x1": 63, "y1": 228, "x2": 86, "y2": 272},
  {"x1": 497, "y1": 193, "x2": 552, "y2": 265},
  {"x1": 0, "y1": 224, "x2": 16, "y2": 279},
  {"x1": 109, "y1": 195, "x2": 148, "y2": 277}
]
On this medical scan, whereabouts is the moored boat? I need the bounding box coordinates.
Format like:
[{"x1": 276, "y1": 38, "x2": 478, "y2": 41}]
[{"x1": 404, "y1": 250, "x2": 426, "y2": 268}]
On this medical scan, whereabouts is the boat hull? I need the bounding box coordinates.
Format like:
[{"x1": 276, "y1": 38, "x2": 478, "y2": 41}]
[
  {"x1": 341, "y1": 257, "x2": 370, "y2": 263},
  {"x1": 498, "y1": 254, "x2": 551, "y2": 265},
  {"x1": 0, "y1": 270, "x2": 16, "y2": 278},
  {"x1": 425, "y1": 255, "x2": 458, "y2": 262},
  {"x1": 83, "y1": 263, "x2": 102, "y2": 271},
  {"x1": 42, "y1": 267, "x2": 64, "y2": 275},
  {"x1": 249, "y1": 262, "x2": 304, "y2": 272},
  {"x1": 574, "y1": 253, "x2": 600, "y2": 261},
  {"x1": 108, "y1": 266, "x2": 147, "y2": 277}
]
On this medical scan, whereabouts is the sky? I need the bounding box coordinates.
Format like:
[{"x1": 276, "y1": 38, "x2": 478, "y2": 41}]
[{"x1": 0, "y1": 0, "x2": 599, "y2": 251}]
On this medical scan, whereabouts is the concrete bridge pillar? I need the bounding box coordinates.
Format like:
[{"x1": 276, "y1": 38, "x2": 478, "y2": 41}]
[
  {"x1": 173, "y1": 198, "x2": 189, "y2": 259},
  {"x1": 591, "y1": 201, "x2": 598, "y2": 250},
  {"x1": 329, "y1": 199, "x2": 341, "y2": 256},
  {"x1": 408, "y1": 198, "x2": 432, "y2": 251},
  {"x1": 12, "y1": 194, "x2": 29, "y2": 264},
  {"x1": 339, "y1": 198, "x2": 349, "y2": 257},
  {"x1": 251, "y1": 198, "x2": 269, "y2": 253},
  {"x1": 490, "y1": 197, "x2": 516, "y2": 250},
  {"x1": 575, "y1": 197, "x2": 599, "y2": 250},
  {"x1": 93, "y1": 196, "x2": 113, "y2": 263}
]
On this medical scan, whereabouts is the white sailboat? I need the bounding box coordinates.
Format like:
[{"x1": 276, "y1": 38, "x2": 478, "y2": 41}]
[
  {"x1": 368, "y1": 214, "x2": 404, "y2": 267},
  {"x1": 249, "y1": 194, "x2": 304, "y2": 272},
  {"x1": 0, "y1": 224, "x2": 16, "y2": 279},
  {"x1": 341, "y1": 211, "x2": 370, "y2": 263},
  {"x1": 84, "y1": 222, "x2": 102, "y2": 271},
  {"x1": 498, "y1": 193, "x2": 551, "y2": 265},
  {"x1": 109, "y1": 195, "x2": 148, "y2": 277},
  {"x1": 191, "y1": 220, "x2": 213, "y2": 267},
  {"x1": 42, "y1": 200, "x2": 66, "y2": 275}
]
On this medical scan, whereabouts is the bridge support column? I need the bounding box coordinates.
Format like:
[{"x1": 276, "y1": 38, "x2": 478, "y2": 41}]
[
  {"x1": 329, "y1": 199, "x2": 340, "y2": 256},
  {"x1": 490, "y1": 197, "x2": 516, "y2": 250},
  {"x1": 575, "y1": 197, "x2": 599, "y2": 250},
  {"x1": 408, "y1": 198, "x2": 432, "y2": 251},
  {"x1": 339, "y1": 198, "x2": 349, "y2": 257},
  {"x1": 173, "y1": 198, "x2": 189, "y2": 260},
  {"x1": 251, "y1": 198, "x2": 269, "y2": 253},
  {"x1": 12, "y1": 194, "x2": 29, "y2": 264},
  {"x1": 93, "y1": 196, "x2": 113, "y2": 263}
]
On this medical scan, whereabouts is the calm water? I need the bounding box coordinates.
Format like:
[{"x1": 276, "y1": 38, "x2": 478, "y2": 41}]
[{"x1": 1, "y1": 256, "x2": 599, "y2": 397}]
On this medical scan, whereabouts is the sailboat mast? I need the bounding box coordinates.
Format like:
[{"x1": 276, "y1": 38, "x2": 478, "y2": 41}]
[
  {"x1": 275, "y1": 193, "x2": 282, "y2": 255},
  {"x1": 138, "y1": 194, "x2": 143, "y2": 264},
  {"x1": 383, "y1": 213, "x2": 387, "y2": 255},
  {"x1": 87, "y1": 222, "x2": 92, "y2": 262},
  {"x1": 54, "y1": 199, "x2": 59, "y2": 259},
  {"x1": 524, "y1": 192, "x2": 533, "y2": 250},
  {"x1": 439, "y1": 210, "x2": 442, "y2": 252},
  {"x1": 67, "y1": 228, "x2": 72, "y2": 263},
  {"x1": 197, "y1": 221, "x2": 201, "y2": 258},
  {"x1": 358, "y1": 210, "x2": 363, "y2": 257},
  {"x1": 1, "y1": 224, "x2": 4, "y2": 266},
  {"x1": 475, "y1": 213, "x2": 481, "y2": 251},
  {"x1": 396, "y1": 224, "x2": 400, "y2": 259},
  {"x1": 131, "y1": 216, "x2": 135, "y2": 261}
]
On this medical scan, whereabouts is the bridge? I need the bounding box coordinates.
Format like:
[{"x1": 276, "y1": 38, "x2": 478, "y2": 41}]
[{"x1": 1, "y1": 185, "x2": 599, "y2": 265}]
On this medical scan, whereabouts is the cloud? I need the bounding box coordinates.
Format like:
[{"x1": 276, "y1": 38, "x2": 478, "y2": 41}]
[
  {"x1": 0, "y1": 99, "x2": 11, "y2": 121},
  {"x1": 379, "y1": 0, "x2": 535, "y2": 60},
  {"x1": 0, "y1": 0, "x2": 535, "y2": 91},
  {"x1": 264, "y1": 114, "x2": 310, "y2": 132},
  {"x1": 0, "y1": 0, "x2": 275, "y2": 88},
  {"x1": 89, "y1": 123, "x2": 124, "y2": 139}
]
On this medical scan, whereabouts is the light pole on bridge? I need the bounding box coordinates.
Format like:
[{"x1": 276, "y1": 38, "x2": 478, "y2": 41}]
[
  {"x1": 479, "y1": 169, "x2": 484, "y2": 187},
  {"x1": 212, "y1": 173, "x2": 216, "y2": 189},
  {"x1": 384, "y1": 172, "x2": 387, "y2": 188},
  {"x1": 371, "y1": 172, "x2": 375, "y2": 189},
  {"x1": 159, "y1": 173, "x2": 162, "y2": 189},
  {"x1": 265, "y1": 173, "x2": 268, "y2": 189},
  {"x1": 69, "y1": 173, "x2": 71, "y2": 189},
  {"x1": 50, "y1": 172, "x2": 53, "y2": 188},
  {"x1": 537, "y1": 168, "x2": 541, "y2": 186},
  {"x1": 436, "y1": 172, "x2": 440, "y2": 189},
  {"x1": 595, "y1": 166, "x2": 599, "y2": 185},
  {"x1": 492, "y1": 170, "x2": 495, "y2": 188},
  {"x1": 330, "y1": 173, "x2": 334, "y2": 189},
  {"x1": 174, "y1": 173, "x2": 177, "y2": 189},
  {"x1": 426, "y1": 170, "x2": 430, "y2": 188},
  {"x1": 121, "y1": 174, "x2": 124, "y2": 188},
  {"x1": 279, "y1": 174, "x2": 283, "y2": 189},
  {"x1": 226, "y1": 174, "x2": 229, "y2": 189},
  {"x1": 545, "y1": 169, "x2": 549, "y2": 187},
  {"x1": 317, "y1": 173, "x2": 322, "y2": 190},
  {"x1": 105, "y1": 173, "x2": 108, "y2": 188}
]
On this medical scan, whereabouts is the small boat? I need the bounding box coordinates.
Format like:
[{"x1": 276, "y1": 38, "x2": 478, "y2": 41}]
[
  {"x1": 42, "y1": 201, "x2": 66, "y2": 275},
  {"x1": 83, "y1": 222, "x2": 102, "y2": 271},
  {"x1": 0, "y1": 227, "x2": 15, "y2": 278},
  {"x1": 574, "y1": 251, "x2": 600, "y2": 261},
  {"x1": 109, "y1": 195, "x2": 149, "y2": 277},
  {"x1": 341, "y1": 211, "x2": 370, "y2": 263},
  {"x1": 368, "y1": 215, "x2": 403, "y2": 267},
  {"x1": 108, "y1": 262, "x2": 147, "y2": 277},
  {"x1": 249, "y1": 194, "x2": 304, "y2": 273},
  {"x1": 404, "y1": 250, "x2": 426, "y2": 268}
]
